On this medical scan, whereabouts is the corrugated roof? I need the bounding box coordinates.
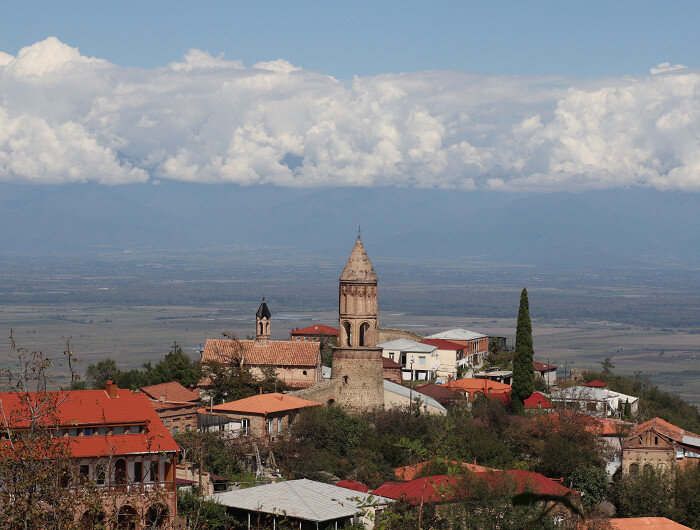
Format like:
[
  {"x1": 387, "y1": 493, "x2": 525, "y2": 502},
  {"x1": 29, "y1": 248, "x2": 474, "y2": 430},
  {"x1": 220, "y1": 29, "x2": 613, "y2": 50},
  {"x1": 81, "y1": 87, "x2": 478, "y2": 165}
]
[
  {"x1": 0, "y1": 388, "x2": 178, "y2": 457},
  {"x1": 395, "y1": 461, "x2": 493, "y2": 481},
  {"x1": 210, "y1": 393, "x2": 321, "y2": 415},
  {"x1": 383, "y1": 380, "x2": 446, "y2": 412},
  {"x1": 420, "y1": 338, "x2": 466, "y2": 351},
  {"x1": 208, "y1": 479, "x2": 392, "y2": 522},
  {"x1": 552, "y1": 386, "x2": 638, "y2": 403},
  {"x1": 376, "y1": 338, "x2": 436, "y2": 353},
  {"x1": 203, "y1": 339, "x2": 320, "y2": 367},
  {"x1": 523, "y1": 392, "x2": 554, "y2": 409},
  {"x1": 425, "y1": 329, "x2": 486, "y2": 341},
  {"x1": 140, "y1": 381, "x2": 200, "y2": 403}
]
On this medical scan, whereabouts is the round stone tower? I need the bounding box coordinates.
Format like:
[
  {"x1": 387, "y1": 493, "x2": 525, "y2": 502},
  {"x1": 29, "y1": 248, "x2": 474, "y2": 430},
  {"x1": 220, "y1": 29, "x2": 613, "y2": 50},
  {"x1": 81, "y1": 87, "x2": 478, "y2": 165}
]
[{"x1": 330, "y1": 234, "x2": 384, "y2": 410}]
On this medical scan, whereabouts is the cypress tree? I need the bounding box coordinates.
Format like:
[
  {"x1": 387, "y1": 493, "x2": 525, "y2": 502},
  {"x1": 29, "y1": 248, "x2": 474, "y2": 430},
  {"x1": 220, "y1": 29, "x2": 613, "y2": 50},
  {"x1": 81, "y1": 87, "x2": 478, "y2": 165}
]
[{"x1": 512, "y1": 287, "x2": 534, "y2": 411}]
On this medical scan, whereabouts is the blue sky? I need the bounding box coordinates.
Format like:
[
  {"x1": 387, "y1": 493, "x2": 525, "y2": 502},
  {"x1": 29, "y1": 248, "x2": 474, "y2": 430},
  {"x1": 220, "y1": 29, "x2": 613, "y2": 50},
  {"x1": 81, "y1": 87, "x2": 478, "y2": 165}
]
[
  {"x1": 0, "y1": 2, "x2": 699, "y2": 192},
  {"x1": 2, "y1": 1, "x2": 699, "y2": 78}
]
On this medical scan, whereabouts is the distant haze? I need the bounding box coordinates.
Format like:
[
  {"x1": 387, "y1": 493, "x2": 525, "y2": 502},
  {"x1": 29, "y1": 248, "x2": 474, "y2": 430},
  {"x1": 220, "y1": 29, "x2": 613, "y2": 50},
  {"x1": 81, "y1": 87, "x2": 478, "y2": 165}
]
[{"x1": 1, "y1": 182, "x2": 697, "y2": 270}]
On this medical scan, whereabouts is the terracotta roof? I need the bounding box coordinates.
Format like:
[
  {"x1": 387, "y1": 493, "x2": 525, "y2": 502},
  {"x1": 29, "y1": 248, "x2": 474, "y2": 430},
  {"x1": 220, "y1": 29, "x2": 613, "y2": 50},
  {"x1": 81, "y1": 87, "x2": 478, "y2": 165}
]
[
  {"x1": 373, "y1": 470, "x2": 574, "y2": 504},
  {"x1": 208, "y1": 392, "x2": 321, "y2": 415},
  {"x1": 523, "y1": 392, "x2": 554, "y2": 409},
  {"x1": 535, "y1": 411, "x2": 632, "y2": 436},
  {"x1": 533, "y1": 361, "x2": 557, "y2": 372},
  {"x1": 0, "y1": 386, "x2": 178, "y2": 457},
  {"x1": 335, "y1": 480, "x2": 369, "y2": 493},
  {"x1": 382, "y1": 356, "x2": 403, "y2": 369},
  {"x1": 140, "y1": 381, "x2": 200, "y2": 403},
  {"x1": 607, "y1": 518, "x2": 692, "y2": 529},
  {"x1": 420, "y1": 338, "x2": 467, "y2": 351},
  {"x1": 446, "y1": 378, "x2": 511, "y2": 394},
  {"x1": 626, "y1": 417, "x2": 698, "y2": 443},
  {"x1": 203, "y1": 339, "x2": 320, "y2": 367},
  {"x1": 291, "y1": 324, "x2": 339, "y2": 337},
  {"x1": 340, "y1": 236, "x2": 377, "y2": 282},
  {"x1": 585, "y1": 380, "x2": 607, "y2": 388},
  {"x1": 413, "y1": 383, "x2": 463, "y2": 405},
  {"x1": 395, "y1": 460, "x2": 493, "y2": 481}
]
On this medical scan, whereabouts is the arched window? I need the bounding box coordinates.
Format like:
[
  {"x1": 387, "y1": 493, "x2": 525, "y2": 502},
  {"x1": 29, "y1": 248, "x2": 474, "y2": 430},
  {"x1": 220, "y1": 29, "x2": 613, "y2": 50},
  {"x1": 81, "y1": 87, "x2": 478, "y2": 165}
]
[
  {"x1": 114, "y1": 458, "x2": 127, "y2": 486},
  {"x1": 643, "y1": 464, "x2": 654, "y2": 475},
  {"x1": 628, "y1": 463, "x2": 639, "y2": 475},
  {"x1": 343, "y1": 321, "x2": 351, "y2": 347},
  {"x1": 259, "y1": 322, "x2": 264, "y2": 335},
  {"x1": 359, "y1": 322, "x2": 369, "y2": 347},
  {"x1": 116, "y1": 505, "x2": 138, "y2": 529},
  {"x1": 145, "y1": 504, "x2": 169, "y2": 528}
]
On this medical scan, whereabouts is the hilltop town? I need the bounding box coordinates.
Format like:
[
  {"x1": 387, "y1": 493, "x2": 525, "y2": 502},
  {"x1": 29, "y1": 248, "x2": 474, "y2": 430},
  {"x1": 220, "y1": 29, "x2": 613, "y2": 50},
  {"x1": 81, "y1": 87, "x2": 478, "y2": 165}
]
[{"x1": 0, "y1": 235, "x2": 697, "y2": 529}]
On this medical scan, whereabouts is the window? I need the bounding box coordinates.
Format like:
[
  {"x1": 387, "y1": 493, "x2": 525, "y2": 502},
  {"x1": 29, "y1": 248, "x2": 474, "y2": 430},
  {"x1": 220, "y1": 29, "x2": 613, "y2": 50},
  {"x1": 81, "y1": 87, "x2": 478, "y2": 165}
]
[
  {"x1": 163, "y1": 419, "x2": 168, "y2": 427},
  {"x1": 186, "y1": 425, "x2": 191, "y2": 432},
  {"x1": 277, "y1": 417, "x2": 283, "y2": 434},
  {"x1": 586, "y1": 402, "x2": 597, "y2": 412},
  {"x1": 266, "y1": 419, "x2": 273, "y2": 435},
  {"x1": 655, "y1": 436, "x2": 658, "y2": 445},
  {"x1": 83, "y1": 427, "x2": 94, "y2": 436},
  {"x1": 113, "y1": 426, "x2": 126, "y2": 435},
  {"x1": 80, "y1": 464, "x2": 90, "y2": 478},
  {"x1": 133, "y1": 461, "x2": 143, "y2": 483},
  {"x1": 419, "y1": 356, "x2": 426, "y2": 366},
  {"x1": 68, "y1": 428, "x2": 79, "y2": 437},
  {"x1": 130, "y1": 425, "x2": 143, "y2": 434},
  {"x1": 242, "y1": 418, "x2": 249, "y2": 435},
  {"x1": 98, "y1": 426, "x2": 109, "y2": 435},
  {"x1": 172, "y1": 426, "x2": 179, "y2": 435},
  {"x1": 115, "y1": 459, "x2": 127, "y2": 486},
  {"x1": 150, "y1": 461, "x2": 160, "y2": 483},
  {"x1": 95, "y1": 464, "x2": 106, "y2": 486}
]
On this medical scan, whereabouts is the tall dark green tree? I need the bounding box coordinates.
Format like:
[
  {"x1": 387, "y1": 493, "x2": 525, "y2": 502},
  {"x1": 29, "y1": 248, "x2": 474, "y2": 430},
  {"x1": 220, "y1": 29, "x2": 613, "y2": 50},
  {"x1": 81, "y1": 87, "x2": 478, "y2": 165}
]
[{"x1": 512, "y1": 287, "x2": 534, "y2": 411}]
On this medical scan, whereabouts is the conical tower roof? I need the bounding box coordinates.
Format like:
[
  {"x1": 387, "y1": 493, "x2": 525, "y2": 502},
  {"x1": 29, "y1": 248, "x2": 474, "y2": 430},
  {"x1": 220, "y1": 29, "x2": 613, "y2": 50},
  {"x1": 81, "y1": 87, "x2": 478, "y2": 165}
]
[
  {"x1": 340, "y1": 236, "x2": 377, "y2": 282},
  {"x1": 256, "y1": 298, "x2": 271, "y2": 319}
]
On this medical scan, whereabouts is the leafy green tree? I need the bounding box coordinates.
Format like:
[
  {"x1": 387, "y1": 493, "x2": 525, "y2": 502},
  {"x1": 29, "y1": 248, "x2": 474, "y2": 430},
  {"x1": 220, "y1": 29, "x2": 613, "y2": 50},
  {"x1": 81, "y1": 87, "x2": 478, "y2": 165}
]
[
  {"x1": 150, "y1": 341, "x2": 200, "y2": 388},
  {"x1": 570, "y1": 466, "x2": 608, "y2": 508},
  {"x1": 177, "y1": 488, "x2": 236, "y2": 529},
  {"x1": 85, "y1": 358, "x2": 121, "y2": 389},
  {"x1": 512, "y1": 288, "x2": 534, "y2": 412}
]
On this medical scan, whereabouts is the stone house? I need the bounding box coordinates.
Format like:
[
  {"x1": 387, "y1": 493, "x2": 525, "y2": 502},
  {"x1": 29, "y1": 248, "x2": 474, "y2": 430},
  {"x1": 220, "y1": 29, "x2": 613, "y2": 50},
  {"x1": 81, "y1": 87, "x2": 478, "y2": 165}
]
[
  {"x1": 382, "y1": 356, "x2": 403, "y2": 384},
  {"x1": 0, "y1": 381, "x2": 178, "y2": 528},
  {"x1": 198, "y1": 392, "x2": 321, "y2": 441},
  {"x1": 202, "y1": 300, "x2": 322, "y2": 390},
  {"x1": 622, "y1": 417, "x2": 700, "y2": 475},
  {"x1": 140, "y1": 381, "x2": 200, "y2": 436}
]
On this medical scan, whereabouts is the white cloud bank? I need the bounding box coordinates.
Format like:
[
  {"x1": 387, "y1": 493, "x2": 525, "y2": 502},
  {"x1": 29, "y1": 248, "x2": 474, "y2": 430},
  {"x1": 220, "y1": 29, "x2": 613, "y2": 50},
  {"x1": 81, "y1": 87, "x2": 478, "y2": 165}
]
[{"x1": 0, "y1": 37, "x2": 699, "y2": 191}]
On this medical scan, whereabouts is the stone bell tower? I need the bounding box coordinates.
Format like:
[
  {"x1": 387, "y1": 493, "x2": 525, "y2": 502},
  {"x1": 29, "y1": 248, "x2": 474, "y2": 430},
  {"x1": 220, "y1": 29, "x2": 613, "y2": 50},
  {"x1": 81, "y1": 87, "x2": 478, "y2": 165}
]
[
  {"x1": 255, "y1": 298, "x2": 271, "y2": 345},
  {"x1": 330, "y1": 233, "x2": 384, "y2": 410}
]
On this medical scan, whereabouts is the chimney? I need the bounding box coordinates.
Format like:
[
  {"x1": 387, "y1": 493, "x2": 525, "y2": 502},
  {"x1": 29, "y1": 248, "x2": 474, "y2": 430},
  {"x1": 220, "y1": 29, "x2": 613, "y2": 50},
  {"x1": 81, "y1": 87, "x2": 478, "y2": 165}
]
[
  {"x1": 106, "y1": 380, "x2": 118, "y2": 399},
  {"x1": 259, "y1": 387, "x2": 263, "y2": 395}
]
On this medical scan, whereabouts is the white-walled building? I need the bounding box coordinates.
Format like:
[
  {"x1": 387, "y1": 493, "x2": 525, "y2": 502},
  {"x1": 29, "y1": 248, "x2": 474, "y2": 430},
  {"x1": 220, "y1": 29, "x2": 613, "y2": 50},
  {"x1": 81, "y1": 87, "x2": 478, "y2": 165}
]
[
  {"x1": 424, "y1": 329, "x2": 488, "y2": 369},
  {"x1": 376, "y1": 338, "x2": 438, "y2": 381},
  {"x1": 550, "y1": 386, "x2": 639, "y2": 417}
]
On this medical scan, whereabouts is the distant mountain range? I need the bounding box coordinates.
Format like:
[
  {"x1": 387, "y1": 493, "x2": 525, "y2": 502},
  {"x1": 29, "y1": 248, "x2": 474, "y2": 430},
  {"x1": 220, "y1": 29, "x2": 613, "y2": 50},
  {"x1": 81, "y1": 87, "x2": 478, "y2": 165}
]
[{"x1": 1, "y1": 182, "x2": 697, "y2": 269}]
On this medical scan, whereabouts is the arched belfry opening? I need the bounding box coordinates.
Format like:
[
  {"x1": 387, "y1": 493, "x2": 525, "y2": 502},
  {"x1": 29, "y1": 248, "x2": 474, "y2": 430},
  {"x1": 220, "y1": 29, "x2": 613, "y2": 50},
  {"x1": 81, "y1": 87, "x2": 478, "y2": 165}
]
[
  {"x1": 255, "y1": 297, "x2": 271, "y2": 344},
  {"x1": 343, "y1": 321, "x2": 351, "y2": 347},
  {"x1": 359, "y1": 322, "x2": 370, "y2": 346}
]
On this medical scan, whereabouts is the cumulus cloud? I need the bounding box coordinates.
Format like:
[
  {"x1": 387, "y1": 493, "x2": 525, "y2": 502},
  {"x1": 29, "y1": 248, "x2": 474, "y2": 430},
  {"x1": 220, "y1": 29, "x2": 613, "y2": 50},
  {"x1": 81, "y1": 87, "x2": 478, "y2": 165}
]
[{"x1": 0, "y1": 38, "x2": 698, "y2": 191}]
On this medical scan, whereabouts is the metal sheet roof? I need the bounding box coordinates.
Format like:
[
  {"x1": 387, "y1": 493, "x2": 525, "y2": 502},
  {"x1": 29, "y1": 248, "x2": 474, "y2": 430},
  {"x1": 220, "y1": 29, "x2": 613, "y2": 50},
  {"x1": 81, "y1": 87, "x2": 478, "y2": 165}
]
[
  {"x1": 207, "y1": 479, "x2": 392, "y2": 522},
  {"x1": 383, "y1": 380, "x2": 447, "y2": 412},
  {"x1": 376, "y1": 338, "x2": 436, "y2": 353},
  {"x1": 425, "y1": 328, "x2": 487, "y2": 340}
]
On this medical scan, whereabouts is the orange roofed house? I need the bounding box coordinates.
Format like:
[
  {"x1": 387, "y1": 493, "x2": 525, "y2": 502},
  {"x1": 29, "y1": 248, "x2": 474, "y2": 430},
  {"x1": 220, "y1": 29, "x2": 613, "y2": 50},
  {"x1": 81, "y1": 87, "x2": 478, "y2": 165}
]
[
  {"x1": 445, "y1": 378, "x2": 512, "y2": 404},
  {"x1": 0, "y1": 381, "x2": 178, "y2": 528},
  {"x1": 622, "y1": 417, "x2": 700, "y2": 476},
  {"x1": 290, "y1": 324, "x2": 339, "y2": 343},
  {"x1": 198, "y1": 392, "x2": 320, "y2": 440},
  {"x1": 140, "y1": 381, "x2": 201, "y2": 437},
  {"x1": 202, "y1": 299, "x2": 322, "y2": 390}
]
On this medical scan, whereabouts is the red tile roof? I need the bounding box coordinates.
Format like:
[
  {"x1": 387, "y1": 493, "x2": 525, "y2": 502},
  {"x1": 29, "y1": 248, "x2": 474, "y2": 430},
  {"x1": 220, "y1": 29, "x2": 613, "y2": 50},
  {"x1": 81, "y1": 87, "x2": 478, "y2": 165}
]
[
  {"x1": 413, "y1": 384, "x2": 463, "y2": 405},
  {"x1": 585, "y1": 380, "x2": 607, "y2": 388},
  {"x1": 394, "y1": 461, "x2": 493, "y2": 481},
  {"x1": 207, "y1": 392, "x2": 321, "y2": 415},
  {"x1": 382, "y1": 357, "x2": 403, "y2": 369},
  {"x1": 203, "y1": 339, "x2": 320, "y2": 367},
  {"x1": 0, "y1": 387, "x2": 178, "y2": 457},
  {"x1": 627, "y1": 417, "x2": 698, "y2": 443},
  {"x1": 335, "y1": 480, "x2": 369, "y2": 493},
  {"x1": 373, "y1": 470, "x2": 575, "y2": 504},
  {"x1": 446, "y1": 378, "x2": 511, "y2": 394},
  {"x1": 523, "y1": 392, "x2": 554, "y2": 409},
  {"x1": 420, "y1": 339, "x2": 466, "y2": 351},
  {"x1": 607, "y1": 518, "x2": 692, "y2": 529},
  {"x1": 291, "y1": 324, "x2": 339, "y2": 337},
  {"x1": 140, "y1": 381, "x2": 200, "y2": 403},
  {"x1": 532, "y1": 361, "x2": 557, "y2": 372}
]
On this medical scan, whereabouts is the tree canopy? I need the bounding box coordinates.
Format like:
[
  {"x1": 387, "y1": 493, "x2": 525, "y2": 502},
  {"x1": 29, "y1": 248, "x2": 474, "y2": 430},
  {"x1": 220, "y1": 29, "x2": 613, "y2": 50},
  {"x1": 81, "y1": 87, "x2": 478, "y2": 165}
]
[{"x1": 512, "y1": 287, "x2": 534, "y2": 411}]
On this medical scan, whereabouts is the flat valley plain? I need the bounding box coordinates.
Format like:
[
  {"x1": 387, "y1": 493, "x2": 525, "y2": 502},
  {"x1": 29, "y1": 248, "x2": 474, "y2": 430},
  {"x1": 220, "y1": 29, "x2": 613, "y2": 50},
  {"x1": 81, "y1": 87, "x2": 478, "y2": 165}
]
[{"x1": 0, "y1": 252, "x2": 698, "y2": 405}]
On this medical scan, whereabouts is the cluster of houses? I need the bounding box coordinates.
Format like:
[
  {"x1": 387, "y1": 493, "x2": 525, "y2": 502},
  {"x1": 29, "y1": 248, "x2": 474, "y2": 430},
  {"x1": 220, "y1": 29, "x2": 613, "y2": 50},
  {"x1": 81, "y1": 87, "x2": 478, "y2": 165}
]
[{"x1": 1, "y1": 236, "x2": 697, "y2": 528}]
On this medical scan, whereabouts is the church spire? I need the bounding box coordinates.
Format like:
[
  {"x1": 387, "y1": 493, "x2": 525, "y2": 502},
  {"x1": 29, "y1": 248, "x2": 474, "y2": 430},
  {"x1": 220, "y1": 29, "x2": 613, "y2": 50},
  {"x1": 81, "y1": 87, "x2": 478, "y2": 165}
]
[
  {"x1": 255, "y1": 297, "x2": 271, "y2": 343},
  {"x1": 340, "y1": 233, "x2": 377, "y2": 283}
]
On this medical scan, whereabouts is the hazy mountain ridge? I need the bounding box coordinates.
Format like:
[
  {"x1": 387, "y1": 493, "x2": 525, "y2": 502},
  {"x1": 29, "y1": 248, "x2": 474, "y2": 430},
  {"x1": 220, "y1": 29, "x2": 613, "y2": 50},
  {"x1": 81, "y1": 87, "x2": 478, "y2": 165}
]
[{"x1": 1, "y1": 182, "x2": 697, "y2": 269}]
